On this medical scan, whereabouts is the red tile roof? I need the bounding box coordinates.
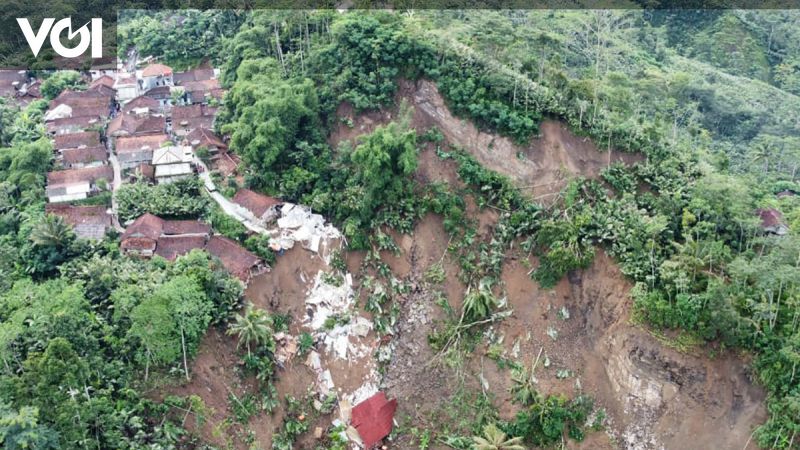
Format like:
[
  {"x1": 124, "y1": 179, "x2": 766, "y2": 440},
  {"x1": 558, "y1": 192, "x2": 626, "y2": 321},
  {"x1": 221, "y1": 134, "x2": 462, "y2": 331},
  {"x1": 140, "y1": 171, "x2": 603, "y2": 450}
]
[
  {"x1": 232, "y1": 189, "x2": 282, "y2": 218},
  {"x1": 205, "y1": 235, "x2": 262, "y2": 281},
  {"x1": 758, "y1": 208, "x2": 787, "y2": 230},
  {"x1": 142, "y1": 63, "x2": 173, "y2": 77},
  {"x1": 172, "y1": 104, "x2": 216, "y2": 120},
  {"x1": 54, "y1": 131, "x2": 101, "y2": 150},
  {"x1": 351, "y1": 392, "x2": 397, "y2": 448},
  {"x1": 90, "y1": 75, "x2": 115, "y2": 89},
  {"x1": 162, "y1": 220, "x2": 211, "y2": 236},
  {"x1": 60, "y1": 146, "x2": 107, "y2": 166},
  {"x1": 174, "y1": 67, "x2": 216, "y2": 84},
  {"x1": 108, "y1": 114, "x2": 165, "y2": 137},
  {"x1": 116, "y1": 134, "x2": 170, "y2": 153},
  {"x1": 122, "y1": 96, "x2": 160, "y2": 114},
  {"x1": 155, "y1": 235, "x2": 207, "y2": 260},
  {"x1": 187, "y1": 127, "x2": 227, "y2": 150},
  {"x1": 121, "y1": 213, "x2": 164, "y2": 241},
  {"x1": 45, "y1": 204, "x2": 111, "y2": 240},
  {"x1": 47, "y1": 165, "x2": 112, "y2": 186},
  {"x1": 45, "y1": 204, "x2": 110, "y2": 227},
  {"x1": 121, "y1": 236, "x2": 157, "y2": 252},
  {"x1": 47, "y1": 115, "x2": 103, "y2": 134}
]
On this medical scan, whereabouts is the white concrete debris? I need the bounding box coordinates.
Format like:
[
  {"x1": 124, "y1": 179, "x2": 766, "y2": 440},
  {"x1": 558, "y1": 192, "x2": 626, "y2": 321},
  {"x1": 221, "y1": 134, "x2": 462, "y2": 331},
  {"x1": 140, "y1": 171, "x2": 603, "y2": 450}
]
[
  {"x1": 305, "y1": 272, "x2": 355, "y2": 330},
  {"x1": 270, "y1": 203, "x2": 341, "y2": 261}
]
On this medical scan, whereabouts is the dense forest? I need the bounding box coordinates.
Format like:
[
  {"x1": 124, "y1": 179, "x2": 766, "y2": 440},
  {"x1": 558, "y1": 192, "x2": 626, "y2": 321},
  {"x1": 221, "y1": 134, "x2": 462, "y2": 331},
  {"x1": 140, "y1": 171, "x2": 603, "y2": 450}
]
[{"x1": 2, "y1": 7, "x2": 800, "y2": 449}]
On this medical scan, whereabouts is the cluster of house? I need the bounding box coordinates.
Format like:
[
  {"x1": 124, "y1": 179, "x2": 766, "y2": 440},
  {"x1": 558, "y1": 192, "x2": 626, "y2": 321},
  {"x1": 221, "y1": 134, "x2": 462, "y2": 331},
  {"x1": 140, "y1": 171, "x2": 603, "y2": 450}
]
[
  {"x1": 0, "y1": 62, "x2": 267, "y2": 282},
  {"x1": 120, "y1": 213, "x2": 266, "y2": 282},
  {"x1": 32, "y1": 61, "x2": 230, "y2": 238},
  {"x1": 117, "y1": 188, "x2": 284, "y2": 282},
  {"x1": 0, "y1": 70, "x2": 41, "y2": 105}
]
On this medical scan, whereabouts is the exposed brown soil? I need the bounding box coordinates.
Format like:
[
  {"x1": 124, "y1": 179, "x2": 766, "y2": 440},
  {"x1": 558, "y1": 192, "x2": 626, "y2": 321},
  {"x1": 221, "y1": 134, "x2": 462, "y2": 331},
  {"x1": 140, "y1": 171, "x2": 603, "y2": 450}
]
[
  {"x1": 330, "y1": 79, "x2": 765, "y2": 449},
  {"x1": 158, "y1": 78, "x2": 764, "y2": 450},
  {"x1": 332, "y1": 79, "x2": 644, "y2": 202}
]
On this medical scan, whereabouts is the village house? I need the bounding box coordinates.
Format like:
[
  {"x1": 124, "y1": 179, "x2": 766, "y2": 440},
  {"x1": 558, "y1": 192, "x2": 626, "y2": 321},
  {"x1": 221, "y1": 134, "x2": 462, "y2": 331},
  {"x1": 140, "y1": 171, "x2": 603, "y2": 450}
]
[
  {"x1": 173, "y1": 63, "x2": 223, "y2": 104},
  {"x1": 758, "y1": 208, "x2": 790, "y2": 236},
  {"x1": 122, "y1": 95, "x2": 161, "y2": 116},
  {"x1": 46, "y1": 165, "x2": 112, "y2": 203},
  {"x1": 139, "y1": 64, "x2": 174, "y2": 91},
  {"x1": 115, "y1": 134, "x2": 170, "y2": 170},
  {"x1": 205, "y1": 235, "x2": 267, "y2": 282},
  {"x1": 186, "y1": 127, "x2": 227, "y2": 155},
  {"x1": 54, "y1": 131, "x2": 102, "y2": 151},
  {"x1": 173, "y1": 65, "x2": 217, "y2": 85},
  {"x1": 45, "y1": 204, "x2": 112, "y2": 241},
  {"x1": 232, "y1": 189, "x2": 283, "y2": 223},
  {"x1": 46, "y1": 115, "x2": 104, "y2": 135},
  {"x1": 50, "y1": 87, "x2": 114, "y2": 113},
  {"x1": 0, "y1": 70, "x2": 29, "y2": 98},
  {"x1": 59, "y1": 146, "x2": 108, "y2": 169},
  {"x1": 144, "y1": 85, "x2": 172, "y2": 108},
  {"x1": 152, "y1": 145, "x2": 194, "y2": 184},
  {"x1": 15, "y1": 79, "x2": 41, "y2": 105},
  {"x1": 171, "y1": 104, "x2": 217, "y2": 137},
  {"x1": 120, "y1": 213, "x2": 211, "y2": 258},
  {"x1": 180, "y1": 79, "x2": 224, "y2": 104},
  {"x1": 114, "y1": 74, "x2": 139, "y2": 104},
  {"x1": 107, "y1": 114, "x2": 166, "y2": 146}
]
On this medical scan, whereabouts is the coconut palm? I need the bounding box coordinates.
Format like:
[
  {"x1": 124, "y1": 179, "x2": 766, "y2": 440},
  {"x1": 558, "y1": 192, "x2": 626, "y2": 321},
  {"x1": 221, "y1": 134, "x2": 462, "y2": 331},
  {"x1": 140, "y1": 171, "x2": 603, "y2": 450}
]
[
  {"x1": 227, "y1": 303, "x2": 273, "y2": 357},
  {"x1": 30, "y1": 214, "x2": 74, "y2": 249},
  {"x1": 472, "y1": 423, "x2": 525, "y2": 450}
]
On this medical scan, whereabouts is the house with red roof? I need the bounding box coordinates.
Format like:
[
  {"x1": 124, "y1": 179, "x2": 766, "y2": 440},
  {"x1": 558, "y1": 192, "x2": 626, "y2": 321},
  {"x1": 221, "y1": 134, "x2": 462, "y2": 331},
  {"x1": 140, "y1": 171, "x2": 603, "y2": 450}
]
[
  {"x1": 45, "y1": 204, "x2": 111, "y2": 241},
  {"x1": 232, "y1": 189, "x2": 282, "y2": 222},
  {"x1": 120, "y1": 214, "x2": 266, "y2": 282},
  {"x1": 187, "y1": 127, "x2": 227, "y2": 155},
  {"x1": 46, "y1": 165, "x2": 113, "y2": 203},
  {"x1": 140, "y1": 63, "x2": 174, "y2": 92},
  {"x1": 758, "y1": 208, "x2": 790, "y2": 236},
  {"x1": 115, "y1": 134, "x2": 170, "y2": 170},
  {"x1": 205, "y1": 235, "x2": 267, "y2": 282},
  {"x1": 171, "y1": 104, "x2": 217, "y2": 137},
  {"x1": 59, "y1": 146, "x2": 108, "y2": 169},
  {"x1": 54, "y1": 131, "x2": 101, "y2": 151},
  {"x1": 120, "y1": 213, "x2": 211, "y2": 258}
]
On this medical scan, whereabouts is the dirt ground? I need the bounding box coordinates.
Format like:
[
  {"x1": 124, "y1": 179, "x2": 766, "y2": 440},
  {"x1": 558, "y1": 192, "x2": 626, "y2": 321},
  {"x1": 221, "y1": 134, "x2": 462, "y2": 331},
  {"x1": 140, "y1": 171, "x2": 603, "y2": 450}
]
[{"x1": 158, "y1": 78, "x2": 765, "y2": 450}]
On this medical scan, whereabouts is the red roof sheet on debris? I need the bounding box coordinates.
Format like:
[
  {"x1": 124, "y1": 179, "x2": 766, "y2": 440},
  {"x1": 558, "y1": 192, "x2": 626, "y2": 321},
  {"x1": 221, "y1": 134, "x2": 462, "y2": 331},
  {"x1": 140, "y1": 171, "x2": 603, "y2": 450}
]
[
  {"x1": 232, "y1": 188, "x2": 282, "y2": 218},
  {"x1": 351, "y1": 392, "x2": 397, "y2": 448}
]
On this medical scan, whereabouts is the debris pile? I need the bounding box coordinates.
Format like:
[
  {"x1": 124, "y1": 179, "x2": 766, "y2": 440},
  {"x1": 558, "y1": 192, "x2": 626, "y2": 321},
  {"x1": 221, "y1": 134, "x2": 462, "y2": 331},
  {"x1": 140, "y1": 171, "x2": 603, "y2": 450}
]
[
  {"x1": 269, "y1": 203, "x2": 341, "y2": 259},
  {"x1": 273, "y1": 332, "x2": 298, "y2": 366}
]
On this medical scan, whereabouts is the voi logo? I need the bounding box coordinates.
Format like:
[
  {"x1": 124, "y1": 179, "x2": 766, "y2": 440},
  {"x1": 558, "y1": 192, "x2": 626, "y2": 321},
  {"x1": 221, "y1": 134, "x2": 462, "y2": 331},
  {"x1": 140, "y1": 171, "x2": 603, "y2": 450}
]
[{"x1": 16, "y1": 18, "x2": 103, "y2": 59}]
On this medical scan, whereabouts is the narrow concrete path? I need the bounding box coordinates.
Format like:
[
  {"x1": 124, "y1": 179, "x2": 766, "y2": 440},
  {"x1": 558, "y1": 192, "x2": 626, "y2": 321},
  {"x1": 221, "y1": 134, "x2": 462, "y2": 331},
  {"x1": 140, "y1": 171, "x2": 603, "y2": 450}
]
[{"x1": 195, "y1": 157, "x2": 271, "y2": 235}]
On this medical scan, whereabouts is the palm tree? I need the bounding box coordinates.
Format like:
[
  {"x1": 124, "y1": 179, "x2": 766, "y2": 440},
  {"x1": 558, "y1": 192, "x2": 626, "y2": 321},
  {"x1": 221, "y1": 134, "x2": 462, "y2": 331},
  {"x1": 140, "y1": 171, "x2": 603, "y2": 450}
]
[
  {"x1": 227, "y1": 303, "x2": 273, "y2": 357},
  {"x1": 30, "y1": 214, "x2": 74, "y2": 249},
  {"x1": 472, "y1": 423, "x2": 525, "y2": 450}
]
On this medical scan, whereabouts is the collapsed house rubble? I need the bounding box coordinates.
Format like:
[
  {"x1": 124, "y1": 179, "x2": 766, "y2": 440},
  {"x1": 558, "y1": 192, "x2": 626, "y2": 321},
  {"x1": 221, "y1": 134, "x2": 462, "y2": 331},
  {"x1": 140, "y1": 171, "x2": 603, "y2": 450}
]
[{"x1": 269, "y1": 203, "x2": 341, "y2": 260}]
